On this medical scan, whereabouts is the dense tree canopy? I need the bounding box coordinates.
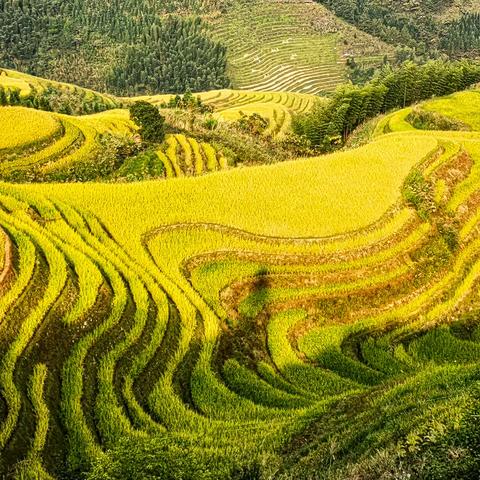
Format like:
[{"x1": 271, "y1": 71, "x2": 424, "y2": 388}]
[
  {"x1": 129, "y1": 101, "x2": 166, "y2": 143},
  {"x1": 0, "y1": 0, "x2": 230, "y2": 94},
  {"x1": 315, "y1": 0, "x2": 480, "y2": 58},
  {"x1": 442, "y1": 13, "x2": 480, "y2": 55},
  {"x1": 293, "y1": 60, "x2": 480, "y2": 151},
  {"x1": 108, "y1": 17, "x2": 229, "y2": 95}
]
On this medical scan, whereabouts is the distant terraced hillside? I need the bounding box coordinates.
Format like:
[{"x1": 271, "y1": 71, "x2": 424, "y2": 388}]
[
  {"x1": 0, "y1": 0, "x2": 392, "y2": 96},
  {"x1": 3, "y1": 0, "x2": 477, "y2": 97},
  {"x1": 211, "y1": 0, "x2": 391, "y2": 94}
]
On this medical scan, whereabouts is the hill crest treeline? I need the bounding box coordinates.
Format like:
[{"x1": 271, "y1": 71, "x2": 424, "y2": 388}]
[{"x1": 294, "y1": 60, "x2": 480, "y2": 150}]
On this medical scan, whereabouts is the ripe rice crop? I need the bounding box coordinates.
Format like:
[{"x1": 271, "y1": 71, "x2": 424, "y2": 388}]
[
  {"x1": 1, "y1": 83, "x2": 480, "y2": 479},
  {"x1": 0, "y1": 107, "x2": 61, "y2": 153},
  {"x1": 144, "y1": 89, "x2": 317, "y2": 140}
]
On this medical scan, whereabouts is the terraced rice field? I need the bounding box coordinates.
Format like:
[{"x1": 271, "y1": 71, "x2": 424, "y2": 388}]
[
  {"x1": 210, "y1": 0, "x2": 390, "y2": 94},
  {"x1": 422, "y1": 90, "x2": 480, "y2": 130},
  {"x1": 1, "y1": 90, "x2": 480, "y2": 477},
  {"x1": 0, "y1": 108, "x2": 62, "y2": 152},
  {"x1": 119, "y1": 134, "x2": 229, "y2": 180},
  {"x1": 145, "y1": 89, "x2": 318, "y2": 140},
  {"x1": 0, "y1": 108, "x2": 227, "y2": 181},
  {"x1": 0, "y1": 107, "x2": 135, "y2": 181},
  {"x1": 0, "y1": 69, "x2": 119, "y2": 108},
  {"x1": 209, "y1": 93, "x2": 315, "y2": 140}
]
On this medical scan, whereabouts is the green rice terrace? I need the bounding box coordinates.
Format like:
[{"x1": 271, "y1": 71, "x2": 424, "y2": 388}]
[
  {"x1": 211, "y1": 0, "x2": 390, "y2": 95},
  {"x1": 0, "y1": 65, "x2": 480, "y2": 479}
]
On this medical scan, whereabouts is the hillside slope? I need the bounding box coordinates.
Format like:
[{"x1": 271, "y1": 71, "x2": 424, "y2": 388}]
[
  {"x1": 316, "y1": 0, "x2": 480, "y2": 56},
  {"x1": 0, "y1": 0, "x2": 229, "y2": 95},
  {"x1": 0, "y1": 0, "x2": 389, "y2": 95},
  {"x1": 0, "y1": 88, "x2": 479, "y2": 478},
  {"x1": 211, "y1": 0, "x2": 390, "y2": 94}
]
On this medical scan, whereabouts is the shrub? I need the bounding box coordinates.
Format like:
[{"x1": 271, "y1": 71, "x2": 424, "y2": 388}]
[
  {"x1": 402, "y1": 169, "x2": 435, "y2": 220},
  {"x1": 203, "y1": 116, "x2": 219, "y2": 131},
  {"x1": 235, "y1": 112, "x2": 269, "y2": 136},
  {"x1": 162, "y1": 91, "x2": 214, "y2": 115},
  {"x1": 129, "y1": 101, "x2": 166, "y2": 143},
  {"x1": 401, "y1": 389, "x2": 480, "y2": 480},
  {"x1": 407, "y1": 107, "x2": 469, "y2": 131}
]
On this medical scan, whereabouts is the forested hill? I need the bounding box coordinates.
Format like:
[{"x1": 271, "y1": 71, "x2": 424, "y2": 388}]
[
  {"x1": 316, "y1": 0, "x2": 480, "y2": 58},
  {"x1": 2, "y1": 0, "x2": 480, "y2": 97},
  {"x1": 0, "y1": 0, "x2": 230, "y2": 95},
  {"x1": 0, "y1": 0, "x2": 391, "y2": 96}
]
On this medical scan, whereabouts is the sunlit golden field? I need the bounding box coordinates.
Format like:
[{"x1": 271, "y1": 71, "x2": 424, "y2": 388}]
[{"x1": 1, "y1": 74, "x2": 480, "y2": 479}]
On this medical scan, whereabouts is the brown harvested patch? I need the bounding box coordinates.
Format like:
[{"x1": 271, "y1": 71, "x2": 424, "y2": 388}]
[
  {"x1": 432, "y1": 149, "x2": 473, "y2": 189},
  {"x1": 266, "y1": 274, "x2": 413, "y2": 317},
  {"x1": 218, "y1": 232, "x2": 471, "y2": 333},
  {"x1": 220, "y1": 267, "x2": 415, "y2": 324},
  {"x1": 0, "y1": 227, "x2": 14, "y2": 289},
  {"x1": 430, "y1": 149, "x2": 474, "y2": 210},
  {"x1": 218, "y1": 256, "x2": 410, "y2": 319},
  {"x1": 456, "y1": 190, "x2": 480, "y2": 229}
]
